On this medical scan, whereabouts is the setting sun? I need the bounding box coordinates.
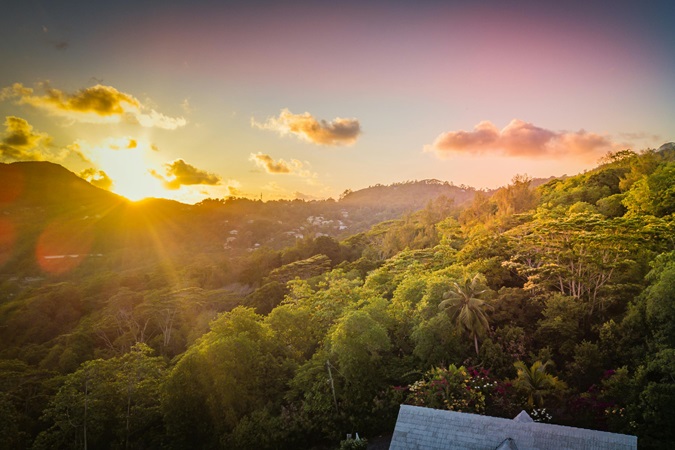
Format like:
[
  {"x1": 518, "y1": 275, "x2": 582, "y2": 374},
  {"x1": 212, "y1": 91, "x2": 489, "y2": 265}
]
[{"x1": 88, "y1": 139, "x2": 167, "y2": 201}]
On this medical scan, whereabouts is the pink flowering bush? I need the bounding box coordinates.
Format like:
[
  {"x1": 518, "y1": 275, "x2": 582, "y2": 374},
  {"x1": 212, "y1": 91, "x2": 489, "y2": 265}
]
[{"x1": 405, "y1": 365, "x2": 489, "y2": 413}]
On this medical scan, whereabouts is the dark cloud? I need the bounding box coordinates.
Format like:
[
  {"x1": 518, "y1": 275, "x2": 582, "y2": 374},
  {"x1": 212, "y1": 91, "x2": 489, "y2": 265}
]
[
  {"x1": 427, "y1": 119, "x2": 617, "y2": 160},
  {"x1": 0, "y1": 116, "x2": 51, "y2": 161},
  {"x1": 51, "y1": 41, "x2": 69, "y2": 50},
  {"x1": 151, "y1": 159, "x2": 221, "y2": 190},
  {"x1": 253, "y1": 108, "x2": 361, "y2": 146},
  {"x1": 42, "y1": 26, "x2": 69, "y2": 50}
]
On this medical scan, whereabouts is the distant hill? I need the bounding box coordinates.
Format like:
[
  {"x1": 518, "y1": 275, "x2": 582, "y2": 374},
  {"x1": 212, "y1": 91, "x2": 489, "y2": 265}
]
[
  {"x1": 657, "y1": 141, "x2": 675, "y2": 155},
  {"x1": 339, "y1": 177, "x2": 558, "y2": 210},
  {"x1": 0, "y1": 162, "x2": 563, "y2": 277},
  {"x1": 339, "y1": 179, "x2": 480, "y2": 210}
]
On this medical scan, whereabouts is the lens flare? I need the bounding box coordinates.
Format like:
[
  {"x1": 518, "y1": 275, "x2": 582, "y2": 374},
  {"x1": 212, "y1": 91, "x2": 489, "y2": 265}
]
[
  {"x1": 0, "y1": 164, "x2": 24, "y2": 205},
  {"x1": 35, "y1": 219, "x2": 95, "y2": 275},
  {"x1": 0, "y1": 218, "x2": 16, "y2": 268}
]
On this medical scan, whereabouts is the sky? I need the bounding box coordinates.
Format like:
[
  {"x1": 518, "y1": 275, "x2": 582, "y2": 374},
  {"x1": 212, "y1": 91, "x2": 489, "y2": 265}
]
[{"x1": 1, "y1": 0, "x2": 674, "y2": 203}]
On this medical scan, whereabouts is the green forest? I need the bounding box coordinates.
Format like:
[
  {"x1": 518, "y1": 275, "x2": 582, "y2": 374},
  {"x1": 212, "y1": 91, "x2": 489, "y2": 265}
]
[{"x1": 1, "y1": 146, "x2": 675, "y2": 449}]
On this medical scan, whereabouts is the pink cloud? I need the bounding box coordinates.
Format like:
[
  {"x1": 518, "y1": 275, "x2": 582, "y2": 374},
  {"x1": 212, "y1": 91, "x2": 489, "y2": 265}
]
[{"x1": 427, "y1": 119, "x2": 617, "y2": 160}]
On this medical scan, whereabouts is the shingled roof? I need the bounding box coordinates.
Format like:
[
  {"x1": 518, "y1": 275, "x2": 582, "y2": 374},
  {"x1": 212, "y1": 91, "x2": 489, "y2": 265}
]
[{"x1": 389, "y1": 405, "x2": 637, "y2": 450}]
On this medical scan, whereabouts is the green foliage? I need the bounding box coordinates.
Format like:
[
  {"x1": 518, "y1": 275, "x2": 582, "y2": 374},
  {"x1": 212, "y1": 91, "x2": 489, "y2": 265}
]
[
  {"x1": 338, "y1": 436, "x2": 368, "y2": 450},
  {"x1": 492, "y1": 174, "x2": 540, "y2": 216},
  {"x1": 596, "y1": 193, "x2": 627, "y2": 218},
  {"x1": 4, "y1": 151, "x2": 675, "y2": 448},
  {"x1": 0, "y1": 360, "x2": 54, "y2": 448},
  {"x1": 439, "y1": 274, "x2": 492, "y2": 355},
  {"x1": 504, "y1": 213, "x2": 658, "y2": 316},
  {"x1": 329, "y1": 309, "x2": 391, "y2": 387},
  {"x1": 623, "y1": 162, "x2": 675, "y2": 217},
  {"x1": 632, "y1": 349, "x2": 675, "y2": 448},
  {"x1": 642, "y1": 252, "x2": 675, "y2": 350},
  {"x1": 268, "y1": 254, "x2": 332, "y2": 285},
  {"x1": 162, "y1": 307, "x2": 295, "y2": 447},
  {"x1": 534, "y1": 294, "x2": 585, "y2": 358},
  {"x1": 479, "y1": 326, "x2": 527, "y2": 379},
  {"x1": 34, "y1": 343, "x2": 166, "y2": 450},
  {"x1": 223, "y1": 408, "x2": 298, "y2": 450},
  {"x1": 411, "y1": 313, "x2": 464, "y2": 369},
  {"x1": 245, "y1": 280, "x2": 287, "y2": 315},
  {"x1": 565, "y1": 341, "x2": 605, "y2": 391},
  {"x1": 512, "y1": 360, "x2": 567, "y2": 408},
  {"x1": 491, "y1": 288, "x2": 542, "y2": 333}
]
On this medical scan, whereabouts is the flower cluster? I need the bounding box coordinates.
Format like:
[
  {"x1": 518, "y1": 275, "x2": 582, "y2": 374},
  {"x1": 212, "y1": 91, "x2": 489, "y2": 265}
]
[
  {"x1": 530, "y1": 407, "x2": 553, "y2": 423},
  {"x1": 466, "y1": 367, "x2": 498, "y2": 392}
]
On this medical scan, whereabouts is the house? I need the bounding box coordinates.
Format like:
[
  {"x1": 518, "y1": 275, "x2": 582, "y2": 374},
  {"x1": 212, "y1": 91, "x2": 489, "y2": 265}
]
[{"x1": 389, "y1": 405, "x2": 636, "y2": 450}]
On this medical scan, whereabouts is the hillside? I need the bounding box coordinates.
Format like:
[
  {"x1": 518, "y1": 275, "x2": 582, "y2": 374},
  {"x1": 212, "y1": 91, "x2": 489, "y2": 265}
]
[
  {"x1": 340, "y1": 179, "x2": 479, "y2": 208},
  {"x1": 1, "y1": 148, "x2": 675, "y2": 449},
  {"x1": 0, "y1": 162, "x2": 499, "y2": 278},
  {"x1": 0, "y1": 161, "x2": 126, "y2": 210}
]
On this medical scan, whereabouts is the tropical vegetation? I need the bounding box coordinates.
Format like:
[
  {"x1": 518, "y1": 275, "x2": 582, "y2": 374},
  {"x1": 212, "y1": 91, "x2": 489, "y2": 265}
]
[{"x1": 1, "y1": 145, "x2": 675, "y2": 449}]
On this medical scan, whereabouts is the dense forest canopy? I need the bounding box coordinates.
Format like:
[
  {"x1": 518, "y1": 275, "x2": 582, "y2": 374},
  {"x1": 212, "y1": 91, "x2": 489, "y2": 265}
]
[{"x1": 1, "y1": 145, "x2": 675, "y2": 449}]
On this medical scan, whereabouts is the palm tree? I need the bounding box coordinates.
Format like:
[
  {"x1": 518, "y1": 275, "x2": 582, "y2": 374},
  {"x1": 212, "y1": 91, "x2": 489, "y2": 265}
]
[
  {"x1": 513, "y1": 360, "x2": 567, "y2": 408},
  {"x1": 439, "y1": 274, "x2": 491, "y2": 355}
]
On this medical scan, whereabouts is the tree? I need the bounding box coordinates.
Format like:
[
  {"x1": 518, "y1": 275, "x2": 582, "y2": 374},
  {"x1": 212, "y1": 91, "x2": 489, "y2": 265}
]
[
  {"x1": 161, "y1": 307, "x2": 295, "y2": 448},
  {"x1": 411, "y1": 313, "x2": 465, "y2": 368},
  {"x1": 534, "y1": 294, "x2": 585, "y2": 358},
  {"x1": 642, "y1": 252, "x2": 675, "y2": 350},
  {"x1": 504, "y1": 213, "x2": 664, "y2": 317},
  {"x1": 622, "y1": 162, "x2": 675, "y2": 217},
  {"x1": 439, "y1": 274, "x2": 491, "y2": 355},
  {"x1": 34, "y1": 344, "x2": 166, "y2": 450},
  {"x1": 144, "y1": 287, "x2": 207, "y2": 356},
  {"x1": 492, "y1": 174, "x2": 539, "y2": 216},
  {"x1": 326, "y1": 307, "x2": 392, "y2": 423},
  {"x1": 512, "y1": 360, "x2": 567, "y2": 408}
]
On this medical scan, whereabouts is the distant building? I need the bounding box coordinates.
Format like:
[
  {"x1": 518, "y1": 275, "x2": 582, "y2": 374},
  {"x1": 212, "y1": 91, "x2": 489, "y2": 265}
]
[{"x1": 389, "y1": 405, "x2": 637, "y2": 450}]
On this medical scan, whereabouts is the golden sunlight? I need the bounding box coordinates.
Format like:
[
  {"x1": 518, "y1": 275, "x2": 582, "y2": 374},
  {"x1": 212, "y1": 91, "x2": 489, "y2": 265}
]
[{"x1": 90, "y1": 139, "x2": 168, "y2": 201}]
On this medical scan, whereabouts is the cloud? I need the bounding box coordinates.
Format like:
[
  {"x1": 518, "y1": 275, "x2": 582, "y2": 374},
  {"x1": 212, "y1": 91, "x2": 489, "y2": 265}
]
[
  {"x1": 79, "y1": 168, "x2": 113, "y2": 191},
  {"x1": 107, "y1": 137, "x2": 138, "y2": 150},
  {"x1": 1, "y1": 83, "x2": 186, "y2": 129},
  {"x1": 225, "y1": 180, "x2": 242, "y2": 197},
  {"x1": 426, "y1": 119, "x2": 617, "y2": 160},
  {"x1": 0, "y1": 116, "x2": 52, "y2": 161},
  {"x1": 252, "y1": 108, "x2": 361, "y2": 146},
  {"x1": 151, "y1": 159, "x2": 221, "y2": 190},
  {"x1": 42, "y1": 26, "x2": 69, "y2": 50},
  {"x1": 250, "y1": 152, "x2": 291, "y2": 173},
  {"x1": 181, "y1": 98, "x2": 194, "y2": 115},
  {"x1": 249, "y1": 152, "x2": 316, "y2": 178},
  {"x1": 619, "y1": 131, "x2": 662, "y2": 143}
]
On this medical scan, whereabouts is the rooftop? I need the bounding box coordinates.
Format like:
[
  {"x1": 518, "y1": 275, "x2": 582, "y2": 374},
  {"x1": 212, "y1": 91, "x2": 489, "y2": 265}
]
[{"x1": 389, "y1": 405, "x2": 637, "y2": 450}]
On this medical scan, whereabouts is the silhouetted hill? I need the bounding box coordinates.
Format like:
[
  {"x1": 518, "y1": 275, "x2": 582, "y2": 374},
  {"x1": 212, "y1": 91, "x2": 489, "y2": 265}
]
[{"x1": 0, "y1": 161, "x2": 126, "y2": 212}]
